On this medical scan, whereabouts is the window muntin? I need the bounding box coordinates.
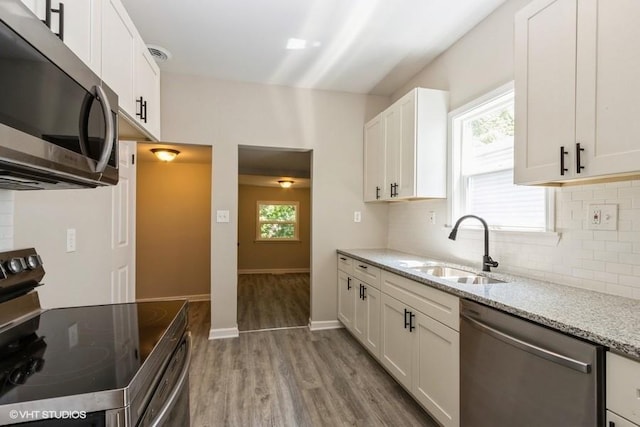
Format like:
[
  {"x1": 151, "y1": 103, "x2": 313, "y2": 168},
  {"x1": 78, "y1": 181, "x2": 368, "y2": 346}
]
[
  {"x1": 451, "y1": 84, "x2": 550, "y2": 232},
  {"x1": 256, "y1": 201, "x2": 299, "y2": 240}
]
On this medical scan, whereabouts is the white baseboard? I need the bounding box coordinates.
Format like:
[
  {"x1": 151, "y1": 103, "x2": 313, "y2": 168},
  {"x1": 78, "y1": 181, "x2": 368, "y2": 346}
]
[
  {"x1": 209, "y1": 327, "x2": 240, "y2": 340},
  {"x1": 308, "y1": 320, "x2": 343, "y2": 331},
  {"x1": 136, "y1": 293, "x2": 210, "y2": 303},
  {"x1": 238, "y1": 268, "x2": 310, "y2": 275}
]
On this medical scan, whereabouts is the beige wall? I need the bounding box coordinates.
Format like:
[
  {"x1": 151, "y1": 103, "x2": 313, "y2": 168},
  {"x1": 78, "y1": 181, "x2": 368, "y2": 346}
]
[
  {"x1": 238, "y1": 185, "x2": 310, "y2": 271},
  {"x1": 161, "y1": 74, "x2": 390, "y2": 333},
  {"x1": 14, "y1": 188, "x2": 113, "y2": 308},
  {"x1": 136, "y1": 161, "x2": 211, "y2": 299}
]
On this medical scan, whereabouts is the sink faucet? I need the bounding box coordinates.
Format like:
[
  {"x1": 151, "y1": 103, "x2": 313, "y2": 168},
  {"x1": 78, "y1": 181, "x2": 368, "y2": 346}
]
[{"x1": 448, "y1": 215, "x2": 499, "y2": 272}]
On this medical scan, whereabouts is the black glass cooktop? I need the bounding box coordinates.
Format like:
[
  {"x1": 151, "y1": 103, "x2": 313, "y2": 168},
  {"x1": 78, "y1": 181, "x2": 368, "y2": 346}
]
[{"x1": 0, "y1": 300, "x2": 186, "y2": 405}]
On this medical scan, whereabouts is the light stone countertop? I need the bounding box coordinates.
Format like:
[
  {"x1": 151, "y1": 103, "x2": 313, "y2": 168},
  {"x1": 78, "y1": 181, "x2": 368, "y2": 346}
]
[{"x1": 337, "y1": 248, "x2": 640, "y2": 360}]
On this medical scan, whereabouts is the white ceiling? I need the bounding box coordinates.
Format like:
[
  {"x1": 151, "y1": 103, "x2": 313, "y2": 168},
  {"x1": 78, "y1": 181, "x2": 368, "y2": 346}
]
[
  {"x1": 239, "y1": 175, "x2": 310, "y2": 188},
  {"x1": 120, "y1": 0, "x2": 507, "y2": 96}
]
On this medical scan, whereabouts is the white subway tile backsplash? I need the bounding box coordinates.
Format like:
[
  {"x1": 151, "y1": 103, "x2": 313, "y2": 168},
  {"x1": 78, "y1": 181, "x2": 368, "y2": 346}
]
[{"x1": 388, "y1": 179, "x2": 640, "y2": 301}]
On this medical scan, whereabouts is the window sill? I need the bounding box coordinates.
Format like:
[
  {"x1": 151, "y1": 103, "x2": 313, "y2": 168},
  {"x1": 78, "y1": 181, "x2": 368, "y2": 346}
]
[
  {"x1": 443, "y1": 226, "x2": 561, "y2": 247},
  {"x1": 254, "y1": 239, "x2": 302, "y2": 243}
]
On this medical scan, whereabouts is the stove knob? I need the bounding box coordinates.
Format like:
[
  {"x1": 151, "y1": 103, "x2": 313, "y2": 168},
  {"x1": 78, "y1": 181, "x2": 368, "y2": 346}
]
[
  {"x1": 9, "y1": 369, "x2": 26, "y2": 385},
  {"x1": 26, "y1": 255, "x2": 40, "y2": 270},
  {"x1": 27, "y1": 358, "x2": 44, "y2": 374},
  {"x1": 6, "y1": 258, "x2": 24, "y2": 274}
]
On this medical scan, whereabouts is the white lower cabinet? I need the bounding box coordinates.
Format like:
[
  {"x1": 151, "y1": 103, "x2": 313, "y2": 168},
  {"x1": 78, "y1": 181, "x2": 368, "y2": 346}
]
[
  {"x1": 380, "y1": 293, "x2": 413, "y2": 390},
  {"x1": 413, "y1": 310, "x2": 459, "y2": 427},
  {"x1": 607, "y1": 352, "x2": 640, "y2": 426},
  {"x1": 338, "y1": 258, "x2": 460, "y2": 427}
]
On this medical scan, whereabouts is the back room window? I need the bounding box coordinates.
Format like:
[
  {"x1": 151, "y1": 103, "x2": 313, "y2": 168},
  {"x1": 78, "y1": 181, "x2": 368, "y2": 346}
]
[{"x1": 256, "y1": 201, "x2": 299, "y2": 241}]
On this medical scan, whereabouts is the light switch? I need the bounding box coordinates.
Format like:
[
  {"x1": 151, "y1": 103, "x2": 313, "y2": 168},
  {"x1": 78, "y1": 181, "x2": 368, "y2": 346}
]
[
  {"x1": 66, "y1": 228, "x2": 76, "y2": 252},
  {"x1": 587, "y1": 204, "x2": 617, "y2": 230},
  {"x1": 429, "y1": 211, "x2": 436, "y2": 225},
  {"x1": 216, "y1": 210, "x2": 230, "y2": 223}
]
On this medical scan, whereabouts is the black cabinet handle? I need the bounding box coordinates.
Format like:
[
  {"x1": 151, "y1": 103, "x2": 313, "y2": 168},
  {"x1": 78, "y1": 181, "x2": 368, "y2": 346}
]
[
  {"x1": 375, "y1": 186, "x2": 380, "y2": 200},
  {"x1": 609, "y1": 422, "x2": 615, "y2": 427},
  {"x1": 359, "y1": 284, "x2": 362, "y2": 299},
  {"x1": 409, "y1": 312, "x2": 416, "y2": 332},
  {"x1": 136, "y1": 96, "x2": 144, "y2": 120},
  {"x1": 560, "y1": 146, "x2": 568, "y2": 176},
  {"x1": 42, "y1": 0, "x2": 64, "y2": 40},
  {"x1": 404, "y1": 308, "x2": 409, "y2": 329},
  {"x1": 347, "y1": 277, "x2": 351, "y2": 290},
  {"x1": 390, "y1": 183, "x2": 394, "y2": 198},
  {"x1": 358, "y1": 264, "x2": 368, "y2": 269},
  {"x1": 339, "y1": 257, "x2": 347, "y2": 261},
  {"x1": 143, "y1": 99, "x2": 148, "y2": 123},
  {"x1": 390, "y1": 183, "x2": 398, "y2": 197},
  {"x1": 576, "y1": 143, "x2": 584, "y2": 174},
  {"x1": 362, "y1": 286, "x2": 367, "y2": 300}
]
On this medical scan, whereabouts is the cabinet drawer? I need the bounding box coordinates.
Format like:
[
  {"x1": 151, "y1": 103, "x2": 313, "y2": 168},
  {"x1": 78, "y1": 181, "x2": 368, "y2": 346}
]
[
  {"x1": 382, "y1": 271, "x2": 459, "y2": 331},
  {"x1": 337, "y1": 254, "x2": 353, "y2": 274},
  {"x1": 353, "y1": 261, "x2": 381, "y2": 287},
  {"x1": 608, "y1": 352, "x2": 640, "y2": 425}
]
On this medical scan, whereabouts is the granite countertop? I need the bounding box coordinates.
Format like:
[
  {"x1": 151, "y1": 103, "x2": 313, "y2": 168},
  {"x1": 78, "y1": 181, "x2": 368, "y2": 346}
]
[{"x1": 337, "y1": 248, "x2": 640, "y2": 360}]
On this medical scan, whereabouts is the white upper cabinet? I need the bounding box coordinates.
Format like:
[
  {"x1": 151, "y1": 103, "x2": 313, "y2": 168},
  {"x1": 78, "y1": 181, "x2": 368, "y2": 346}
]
[
  {"x1": 101, "y1": 0, "x2": 161, "y2": 140},
  {"x1": 101, "y1": 0, "x2": 135, "y2": 114},
  {"x1": 364, "y1": 88, "x2": 448, "y2": 201},
  {"x1": 515, "y1": 0, "x2": 640, "y2": 185},
  {"x1": 134, "y1": 39, "x2": 161, "y2": 139},
  {"x1": 20, "y1": 0, "x2": 102, "y2": 74},
  {"x1": 363, "y1": 113, "x2": 385, "y2": 202}
]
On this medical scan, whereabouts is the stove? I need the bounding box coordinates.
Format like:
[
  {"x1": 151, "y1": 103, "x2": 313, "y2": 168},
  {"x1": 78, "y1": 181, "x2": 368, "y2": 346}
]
[{"x1": 0, "y1": 249, "x2": 190, "y2": 426}]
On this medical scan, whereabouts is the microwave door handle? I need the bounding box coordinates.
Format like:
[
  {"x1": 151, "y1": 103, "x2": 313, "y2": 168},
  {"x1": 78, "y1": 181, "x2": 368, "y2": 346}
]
[
  {"x1": 149, "y1": 332, "x2": 192, "y2": 427},
  {"x1": 78, "y1": 91, "x2": 92, "y2": 159},
  {"x1": 94, "y1": 85, "x2": 115, "y2": 173}
]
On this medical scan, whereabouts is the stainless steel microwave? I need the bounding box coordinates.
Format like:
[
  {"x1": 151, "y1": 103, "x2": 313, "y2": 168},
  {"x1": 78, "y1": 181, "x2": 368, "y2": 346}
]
[{"x1": 0, "y1": 0, "x2": 118, "y2": 190}]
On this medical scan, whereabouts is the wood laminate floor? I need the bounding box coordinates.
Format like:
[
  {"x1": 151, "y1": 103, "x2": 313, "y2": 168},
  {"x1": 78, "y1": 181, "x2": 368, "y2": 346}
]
[
  {"x1": 237, "y1": 273, "x2": 310, "y2": 331},
  {"x1": 188, "y1": 301, "x2": 438, "y2": 427}
]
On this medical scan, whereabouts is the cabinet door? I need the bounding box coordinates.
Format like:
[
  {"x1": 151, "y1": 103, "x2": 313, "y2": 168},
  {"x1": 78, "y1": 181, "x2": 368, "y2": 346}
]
[
  {"x1": 337, "y1": 271, "x2": 355, "y2": 330},
  {"x1": 363, "y1": 285, "x2": 381, "y2": 358},
  {"x1": 514, "y1": 0, "x2": 578, "y2": 184},
  {"x1": 102, "y1": 0, "x2": 135, "y2": 115},
  {"x1": 364, "y1": 114, "x2": 385, "y2": 202},
  {"x1": 397, "y1": 90, "x2": 416, "y2": 198},
  {"x1": 353, "y1": 282, "x2": 367, "y2": 341},
  {"x1": 578, "y1": 0, "x2": 640, "y2": 178},
  {"x1": 607, "y1": 411, "x2": 638, "y2": 427},
  {"x1": 60, "y1": 0, "x2": 102, "y2": 74},
  {"x1": 413, "y1": 312, "x2": 460, "y2": 427},
  {"x1": 383, "y1": 105, "x2": 400, "y2": 199},
  {"x1": 135, "y1": 39, "x2": 162, "y2": 139},
  {"x1": 380, "y1": 294, "x2": 413, "y2": 390}
]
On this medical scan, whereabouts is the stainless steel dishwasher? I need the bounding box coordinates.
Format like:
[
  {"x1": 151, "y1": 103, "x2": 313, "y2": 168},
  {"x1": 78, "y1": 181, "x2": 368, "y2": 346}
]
[{"x1": 460, "y1": 300, "x2": 604, "y2": 427}]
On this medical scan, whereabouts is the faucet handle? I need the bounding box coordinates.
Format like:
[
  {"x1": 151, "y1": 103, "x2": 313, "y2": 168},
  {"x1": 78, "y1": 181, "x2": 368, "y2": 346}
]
[{"x1": 483, "y1": 255, "x2": 499, "y2": 270}]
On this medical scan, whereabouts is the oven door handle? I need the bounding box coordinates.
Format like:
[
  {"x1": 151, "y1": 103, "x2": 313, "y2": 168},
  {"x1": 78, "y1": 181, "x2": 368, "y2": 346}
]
[
  {"x1": 150, "y1": 331, "x2": 192, "y2": 427},
  {"x1": 462, "y1": 314, "x2": 591, "y2": 373}
]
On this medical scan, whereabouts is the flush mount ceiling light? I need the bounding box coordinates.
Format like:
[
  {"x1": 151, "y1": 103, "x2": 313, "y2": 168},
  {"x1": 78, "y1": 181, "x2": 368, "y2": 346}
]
[
  {"x1": 151, "y1": 148, "x2": 180, "y2": 162},
  {"x1": 278, "y1": 180, "x2": 294, "y2": 188},
  {"x1": 147, "y1": 44, "x2": 172, "y2": 62}
]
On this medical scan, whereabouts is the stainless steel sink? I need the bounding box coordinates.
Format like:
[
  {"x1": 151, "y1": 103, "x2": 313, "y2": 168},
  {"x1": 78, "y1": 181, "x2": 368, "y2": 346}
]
[
  {"x1": 454, "y1": 276, "x2": 504, "y2": 285},
  {"x1": 410, "y1": 265, "x2": 505, "y2": 285}
]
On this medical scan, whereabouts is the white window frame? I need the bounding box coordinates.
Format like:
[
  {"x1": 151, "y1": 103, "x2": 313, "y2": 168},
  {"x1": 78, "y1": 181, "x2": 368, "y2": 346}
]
[
  {"x1": 448, "y1": 81, "x2": 555, "y2": 233},
  {"x1": 255, "y1": 201, "x2": 300, "y2": 241}
]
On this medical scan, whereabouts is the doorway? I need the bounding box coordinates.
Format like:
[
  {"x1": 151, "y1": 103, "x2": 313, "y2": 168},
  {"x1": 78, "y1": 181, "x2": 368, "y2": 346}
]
[
  {"x1": 135, "y1": 142, "x2": 212, "y2": 301},
  {"x1": 237, "y1": 146, "x2": 312, "y2": 331}
]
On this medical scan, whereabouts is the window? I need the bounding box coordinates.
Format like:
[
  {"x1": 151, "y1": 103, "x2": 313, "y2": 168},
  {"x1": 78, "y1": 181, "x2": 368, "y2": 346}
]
[
  {"x1": 256, "y1": 201, "x2": 299, "y2": 240},
  {"x1": 450, "y1": 83, "x2": 551, "y2": 232}
]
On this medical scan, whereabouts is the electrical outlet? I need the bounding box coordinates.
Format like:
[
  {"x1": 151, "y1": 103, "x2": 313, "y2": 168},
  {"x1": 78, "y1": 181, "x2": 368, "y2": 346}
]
[
  {"x1": 68, "y1": 323, "x2": 78, "y2": 348},
  {"x1": 354, "y1": 211, "x2": 361, "y2": 223},
  {"x1": 216, "y1": 210, "x2": 230, "y2": 223},
  {"x1": 66, "y1": 228, "x2": 76, "y2": 252},
  {"x1": 587, "y1": 204, "x2": 617, "y2": 230},
  {"x1": 429, "y1": 211, "x2": 436, "y2": 225}
]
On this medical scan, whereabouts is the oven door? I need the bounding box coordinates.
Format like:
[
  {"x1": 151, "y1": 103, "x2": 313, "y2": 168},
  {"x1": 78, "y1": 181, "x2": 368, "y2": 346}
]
[{"x1": 138, "y1": 332, "x2": 191, "y2": 427}]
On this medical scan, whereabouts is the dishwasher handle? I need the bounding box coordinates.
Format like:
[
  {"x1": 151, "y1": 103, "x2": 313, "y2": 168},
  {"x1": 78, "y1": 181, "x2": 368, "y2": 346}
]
[{"x1": 462, "y1": 314, "x2": 591, "y2": 374}]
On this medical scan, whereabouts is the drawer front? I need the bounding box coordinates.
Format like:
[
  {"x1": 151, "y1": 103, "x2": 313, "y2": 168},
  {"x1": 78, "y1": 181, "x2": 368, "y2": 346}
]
[
  {"x1": 337, "y1": 254, "x2": 353, "y2": 274},
  {"x1": 353, "y1": 261, "x2": 381, "y2": 288},
  {"x1": 607, "y1": 411, "x2": 638, "y2": 427},
  {"x1": 381, "y1": 271, "x2": 459, "y2": 331},
  {"x1": 608, "y1": 352, "x2": 640, "y2": 425}
]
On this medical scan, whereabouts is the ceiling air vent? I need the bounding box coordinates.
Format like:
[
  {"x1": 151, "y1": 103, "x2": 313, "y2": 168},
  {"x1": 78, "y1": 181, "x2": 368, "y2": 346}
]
[{"x1": 147, "y1": 45, "x2": 172, "y2": 63}]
